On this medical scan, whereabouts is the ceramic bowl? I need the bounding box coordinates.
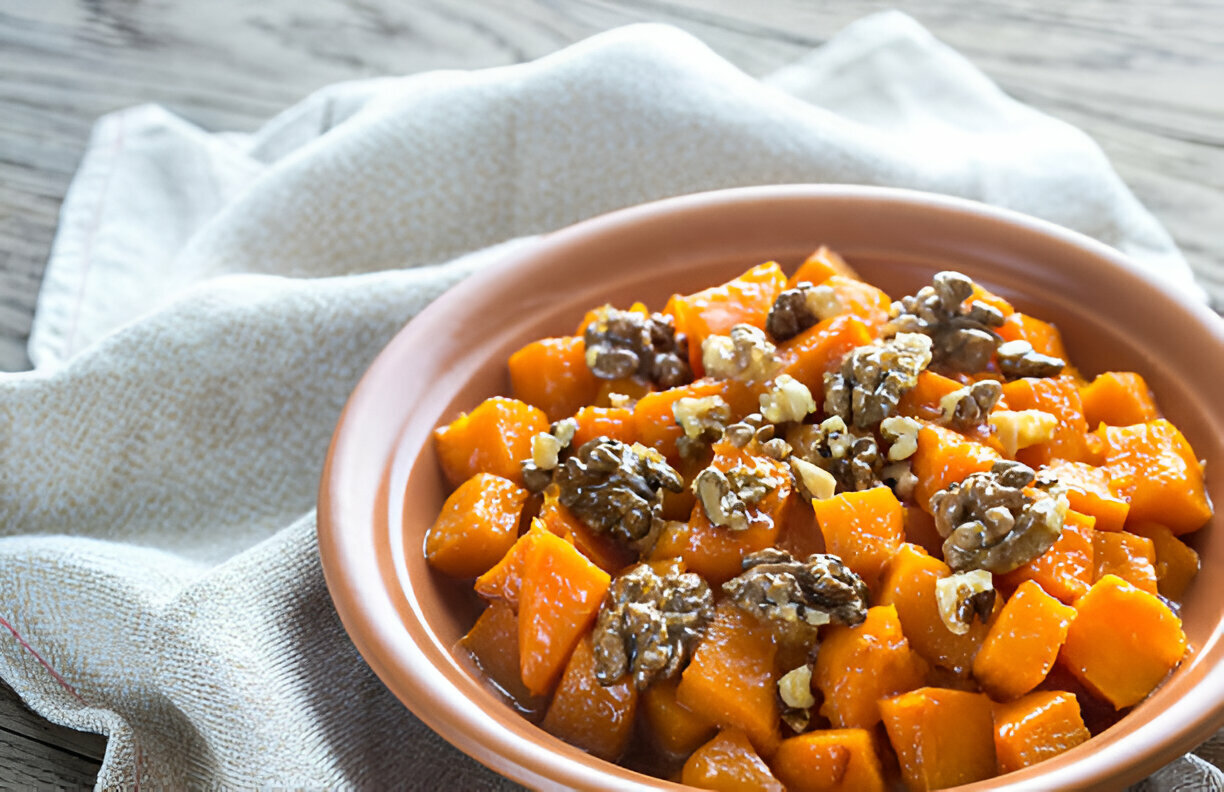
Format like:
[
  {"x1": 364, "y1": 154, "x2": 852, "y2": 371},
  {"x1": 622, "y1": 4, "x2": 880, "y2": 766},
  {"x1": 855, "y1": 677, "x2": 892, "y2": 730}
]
[{"x1": 317, "y1": 185, "x2": 1224, "y2": 790}]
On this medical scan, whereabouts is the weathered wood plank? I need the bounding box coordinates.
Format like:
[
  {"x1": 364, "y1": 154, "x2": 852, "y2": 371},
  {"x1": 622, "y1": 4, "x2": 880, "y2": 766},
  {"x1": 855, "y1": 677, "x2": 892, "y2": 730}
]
[{"x1": 0, "y1": 680, "x2": 105, "y2": 788}]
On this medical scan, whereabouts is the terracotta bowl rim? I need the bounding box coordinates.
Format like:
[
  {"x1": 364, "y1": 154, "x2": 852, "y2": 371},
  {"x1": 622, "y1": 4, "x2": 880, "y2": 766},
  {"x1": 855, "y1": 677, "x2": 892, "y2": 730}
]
[{"x1": 318, "y1": 184, "x2": 1224, "y2": 791}]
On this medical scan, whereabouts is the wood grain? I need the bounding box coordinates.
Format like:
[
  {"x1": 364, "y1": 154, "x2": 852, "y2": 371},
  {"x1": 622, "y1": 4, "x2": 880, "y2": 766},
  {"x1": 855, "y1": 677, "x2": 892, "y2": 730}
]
[
  {"x1": 2, "y1": 0, "x2": 1222, "y2": 785},
  {"x1": 0, "y1": 679, "x2": 105, "y2": 788}
]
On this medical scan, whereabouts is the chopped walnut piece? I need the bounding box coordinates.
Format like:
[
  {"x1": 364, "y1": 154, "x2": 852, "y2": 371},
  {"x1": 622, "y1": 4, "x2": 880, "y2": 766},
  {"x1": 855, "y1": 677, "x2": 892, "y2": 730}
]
[
  {"x1": 723, "y1": 548, "x2": 870, "y2": 639},
  {"x1": 693, "y1": 458, "x2": 783, "y2": 532},
  {"x1": 787, "y1": 416, "x2": 884, "y2": 493},
  {"x1": 765, "y1": 281, "x2": 841, "y2": 342},
  {"x1": 583, "y1": 306, "x2": 692, "y2": 388},
  {"x1": 996, "y1": 339, "x2": 1066, "y2": 379},
  {"x1": 880, "y1": 416, "x2": 922, "y2": 461},
  {"x1": 889, "y1": 271, "x2": 1005, "y2": 373},
  {"x1": 824, "y1": 332, "x2": 932, "y2": 429},
  {"x1": 591, "y1": 563, "x2": 715, "y2": 689},
  {"x1": 989, "y1": 409, "x2": 1059, "y2": 457},
  {"x1": 554, "y1": 437, "x2": 683, "y2": 548},
  {"x1": 521, "y1": 418, "x2": 579, "y2": 492},
  {"x1": 760, "y1": 375, "x2": 817, "y2": 424},
  {"x1": 791, "y1": 456, "x2": 837, "y2": 501},
  {"x1": 777, "y1": 663, "x2": 817, "y2": 732},
  {"x1": 673, "y1": 395, "x2": 732, "y2": 460},
  {"x1": 934, "y1": 569, "x2": 996, "y2": 635},
  {"x1": 931, "y1": 460, "x2": 1070, "y2": 573},
  {"x1": 702, "y1": 324, "x2": 781, "y2": 382},
  {"x1": 880, "y1": 461, "x2": 919, "y2": 501},
  {"x1": 938, "y1": 380, "x2": 1003, "y2": 430}
]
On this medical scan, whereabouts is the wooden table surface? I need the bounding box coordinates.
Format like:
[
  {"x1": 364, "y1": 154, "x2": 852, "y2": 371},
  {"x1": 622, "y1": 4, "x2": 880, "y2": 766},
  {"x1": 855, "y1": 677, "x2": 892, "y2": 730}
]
[{"x1": 2, "y1": 0, "x2": 1222, "y2": 786}]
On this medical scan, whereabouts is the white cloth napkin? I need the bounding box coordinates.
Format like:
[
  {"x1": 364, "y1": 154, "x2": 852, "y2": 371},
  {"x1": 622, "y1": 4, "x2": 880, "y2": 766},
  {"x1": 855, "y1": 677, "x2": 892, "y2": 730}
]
[{"x1": 3, "y1": 11, "x2": 1217, "y2": 789}]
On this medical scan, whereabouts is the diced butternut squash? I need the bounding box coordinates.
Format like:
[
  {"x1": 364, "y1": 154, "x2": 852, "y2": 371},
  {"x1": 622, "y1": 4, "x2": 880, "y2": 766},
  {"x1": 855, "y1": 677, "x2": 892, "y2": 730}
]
[
  {"x1": 788, "y1": 246, "x2": 860, "y2": 288},
  {"x1": 681, "y1": 729, "x2": 785, "y2": 792},
  {"x1": 776, "y1": 500, "x2": 826, "y2": 560},
  {"x1": 819, "y1": 275, "x2": 893, "y2": 336},
  {"x1": 973, "y1": 580, "x2": 1076, "y2": 701},
  {"x1": 508, "y1": 336, "x2": 600, "y2": 421},
  {"x1": 813, "y1": 604, "x2": 927, "y2": 729},
  {"x1": 641, "y1": 679, "x2": 717, "y2": 757},
  {"x1": 593, "y1": 376, "x2": 652, "y2": 406},
  {"x1": 993, "y1": 691, "x2": 1090, "y2": 775},
  {"x1": 1080, "y1": 372, "x2": 1159, "y2": 428},
  {"x1": 678, "y1": 603, "x2": 781, "y2": 757},
  {"x1": 880, "y1": 687, "x2": 998, "y2": 791},
  {"x1": 910, "y1": 424, "x2": 1001, "y2": 511},
  {"x1": 897, "y1": 371, "x2": 965, "y2": 423},
  {"x1": 878, "y1": 544, "x2": 996, "y2": 674},
  {"x1": 1000, "y1": 376, "x2": 1092, "y2": 466},
  {"x1": 677, "y1": 442, "x2": 793, "y2": 586},
  {"x1": 518, "y1": 530, "x2": 611, "y2": 696},
  {"x1": 460, "y1": 600, "x2": 547, "y2": 716},
  {"x1": 536, "y1": 491, "x2": 636, "y2": 575},
  {"x1": 1042, "y1": 459, "x2": 1129, "y2": 532},
  {"x1": 1092, "y1": 531, "x2": 1158, "y2": 594},
  {"x1": 425, "y1": 473, "x2": 528, "y2": 578},
  {"x1": 998, "y1": 510, "x2": 1096, "y2": 605},
  {"x1": 997, "y1": 312, "x2": 1070, "y2": 363},
  {"x1": 434, "y1": 396, "x2": 549, "y2": 487},
  {"x1": 1100, "y1": 420, "x2": 1212, "y2": 535},
  {"x1": 474, "y1": 519, "x2": 552, "y2": 607},
  {"x1": 668, "y1": 261, "x2": 787, "y2": 375},
  {"x1": 812, "y1": 487, "x2": 904, "y2": 587},
  {"x1": 775, "y1": 315, "x2": 872, "y2": 394},
  {"x1": 1129, "y1": 521, "x2": 1201, "y2": 600},
  {"x1": 570, "y1": 405, "x2": 636, "y2": 448},
  {"x1": 1060, "y1": 574, "x2": 1187, "y2": 709},
  {"x1": 633, "y1": 378, "x2": 755, "y2": 462},
  {"x1": 541, "y1": 634, "x2": 637, "y2": 761},
  {"x1": 771, "y1": 729, "x2": 886, "y2": 792}
]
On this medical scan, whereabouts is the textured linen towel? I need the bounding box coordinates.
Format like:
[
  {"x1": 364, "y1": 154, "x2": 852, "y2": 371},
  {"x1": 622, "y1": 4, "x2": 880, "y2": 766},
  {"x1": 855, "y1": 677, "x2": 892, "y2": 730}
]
[{"x1": 3, "y1": 11, "x2": 1219, "y2": 789}]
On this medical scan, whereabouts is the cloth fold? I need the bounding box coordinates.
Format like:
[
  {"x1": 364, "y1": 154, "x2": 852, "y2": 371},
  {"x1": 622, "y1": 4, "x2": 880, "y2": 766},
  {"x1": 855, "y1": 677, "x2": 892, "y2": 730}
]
[{"x1": 2, "y1": 11, "x2": 1216, "y2": 789}]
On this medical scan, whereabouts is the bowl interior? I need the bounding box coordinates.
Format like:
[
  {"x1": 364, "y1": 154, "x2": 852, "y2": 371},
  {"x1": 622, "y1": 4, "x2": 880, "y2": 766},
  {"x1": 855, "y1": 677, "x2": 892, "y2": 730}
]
[{"x1": 319, "y1": 186, "x2": 1224, "y2": 791}]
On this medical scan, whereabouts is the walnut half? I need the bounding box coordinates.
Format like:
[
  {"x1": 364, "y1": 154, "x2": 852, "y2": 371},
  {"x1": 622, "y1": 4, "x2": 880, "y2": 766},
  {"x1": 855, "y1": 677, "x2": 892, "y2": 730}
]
[{"x1": 723, "y1": 548, "x2": 870, "y2": 640}]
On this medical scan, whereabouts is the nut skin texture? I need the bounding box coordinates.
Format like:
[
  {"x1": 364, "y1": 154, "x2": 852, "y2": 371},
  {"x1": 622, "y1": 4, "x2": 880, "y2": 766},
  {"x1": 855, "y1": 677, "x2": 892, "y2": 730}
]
[
  {"x1": 997, "y1": 339, "x2": 1066, "y2": 379},
  {"x1": 592, "y1": 563, "x2": 715, "y2": 690},
  {"x1": 932, "y1": 460, "x2": 1069, "y2": 573},
  {"x1": 555, "y1": 437, "x2": 684, "y2": 549},
  {"x1": 722, "y1": 548, "x2": 871, "y2": 639},
  {"x1": 692, "y1": 460, "x2": 783, "y2": 532},
  {"x1": 584, "y1": 305, "x2": 693, "y2": 388},
  {"x1": 787, "y1": 417, "x2": 884, "y2": 493},
  {"x1": 824, "y1": 333, "x2": 932, "y2": 429},
  {"x1": 939, "y1": 380, "x2": 1003, "y2": 430},
  {"x1": 889, "y1": 271, "x2": 1005, "y2": 373}
]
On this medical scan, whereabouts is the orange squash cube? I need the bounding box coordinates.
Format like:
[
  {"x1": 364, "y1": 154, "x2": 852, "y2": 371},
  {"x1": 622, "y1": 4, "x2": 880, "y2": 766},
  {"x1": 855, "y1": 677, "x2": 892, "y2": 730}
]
[
  {"x1": 880, "y1": 687, "x2": 998, "y2": 791},
  {"x1": 425, "y1": 473, "x2": 528, "y2": 578},
  {"x1": 878, "y1": 544, "x2": 996, "y2": 674},
  {"x1": 1042, "y1": 460, "x2": 1129, "y2": 532},
  {"x1": 518, "y1": 530, "x2": 611, "y2": 696},
  {"x1": 1060, "y1": 574, "x2": 1187, "y2": 709},
  {"x1": 460, "y1": 601, "x2": 547, "y2": 716},
  {"x1": 973, "y1": 580, "x2": 1076, "y2": 701},
  {"x1": 536, "y1": 491, "x2": 636, "y2": 575},
  {"x1": 812, "y1": 486, "x2": 904, "y2": 587},
  {"x1": 633, "y1": 378, "x2": 755, "y2": 462},
  {"x1": 570, "y1": 405, "x2": 637, "y2": 448},
  {"x1": 993, "y1": 691, "x2": 1090, "y2": 775},
  {"x1": 998, "y1": 510, "x2": 1096, "y2": 605},
  {"x1": 541, "y1": 634, "x2": 637, "y2": 761},
  {"x1": 1130, "y1": 521, "x2": 1200, "y2": 600},
  {"x1": 473, "y1": 519, "x2": 551, "y2": 607},
  {"x1": 667, "y1": 261, "x2": 787, "y2": 375},
  {"x1": 677, "y1": 603, "x2": 781, "y2": 757},
  {"x1": 787, "y1": 246, "x2": 860, "y2": 288},
  {"x1": 681, "y1": 728, "x2": 785, "y2": 792},
  {"x1": 997, "y1": 312, "x2": 1070, "y2": 363},
  {"x1": 813, "y1": 604, "x2": 927, "y2": 728},
  {"x1": 1100, "y1": 419, "x2": 1212, "y2": 535},
  {"x1": 1000, "y1": 376, "x2": 1092, "y2": 466},
  {"x1": 508, "y1": 336, "x2": 600, "y2": 421},
  {"x1": 1080, "y1": 372, "x2": 1159, "y2": 428},
  {"x1": 775, "y1": 314, "x2": 872, "y2": 394},
  {"x1": 641, "y1": 679, "x2": 716, "y2": 757},
  {"x1": 434, "y1": 396, "x2": 549, "y2": 487},
  {"x1": 771, "y1": 728, "x2": 885, "y2": 792},
  {"x1": 897, "y1": 370, "x2": 966, "y2": 423},
  {"x1": 818, "y1": 275, "x2": 893, "y2": 336},
  {"x1": 910, "y1": 424, "x2": 1001, "y2": 511},
  {"x1": 1092, "y1": 531, "x2": 1158, "y2": 594}
]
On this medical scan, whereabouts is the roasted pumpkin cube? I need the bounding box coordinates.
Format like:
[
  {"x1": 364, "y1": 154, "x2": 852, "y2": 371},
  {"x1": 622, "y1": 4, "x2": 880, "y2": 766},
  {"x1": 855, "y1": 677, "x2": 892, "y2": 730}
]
[
  {"x1": 1042, "y1": 459, "x2": 1129, "y2": 532},
  {"x1": 681, "y1": 728, "x2": 785, "y2": 792},
  {"x1": 667, "y1": 261, "x2": 787, "y2": 376},
  {"x1": 1000, "y1": 376, "x2": 1092, "y2": 466},
  {"x1": 910, "y1": 424, "x2": 1001, "y2": 511},
  {"x1": 897, "y1": 370, "x2": 965, "y2": 423},
  {"x1": 1060, "y1": 574, "x2": 1187, "y2": 709},
  {"x1": 817, "y1": 275, "x2": 893, "y2": 336},
  {"x1": 536, "y1": 491, "x2": 635, "y2": 575},
  {"x1": 775, "y1": 314, "x2": 872, "y2": 394},
  {"x1": 973, "y1": 580, "x2": 1076, "y2": 701},
  {"x1": 787, "y1": 246, "x2": 861, "y2": 288},
  {"x1": 459, "y1": 600, "x2": 547, "y2": 716},
  {"x1": 541, "y1": 634, "x2": 637, "y2": 761},
  {"x1": 474, "y1": 519, "x2": 551, "y2": 607},
  {"x1": 998, "y1": 510, "x2": 1096, "y2": 605},
  {"x1": 570, "y1": 405, "x2": 637, "y2": 448},
  {"x1": 1092, "y1": 530, "x2": 1158, "y2": 594},
  {"x1": 1080, "y1": 371, "x2": 1159, "y2": 428},
  {"x1": 812, "y1": 486, "x2": 904, "y2": 587},
  {"x1": 771, "y1": 728, "x2": 885, "y2": 792},
  {"x1": 813, "y1": 604, "x2": 927, "y2": 728},
  {"x1": 641, "y1": 679, "x2": 717, "y2": 757},
  {"x1": 1129, "y1": 521, "x2": 1200, "y2": 600},
  {"x1": 425, "y1": 473, "x2": 528, "y2": 578},
  {"x1": 433, "y1": 396, "x2": 548, "y2": 487},
  {"x1": 997, "y1": 312, "x2": 1070, "y2": 363},
  {"x1": 508, "y1": 336, "x2": 600, "y2": 421},
  {"x1": 993, "y1": 690, "x2": 1090, "y2": 775},
  {"x1": 633, "y1": 378, "x2": 755, "y2": 462},
  {"x1": 1100, "y1": 419, "x2": 1212, "y2": 535},
  {"x1": 677, "y1": 603, "x2": 781, "y2": 757},
  {"x1": 880, "y1": 687, "x2": 998, "y2": 791}
]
